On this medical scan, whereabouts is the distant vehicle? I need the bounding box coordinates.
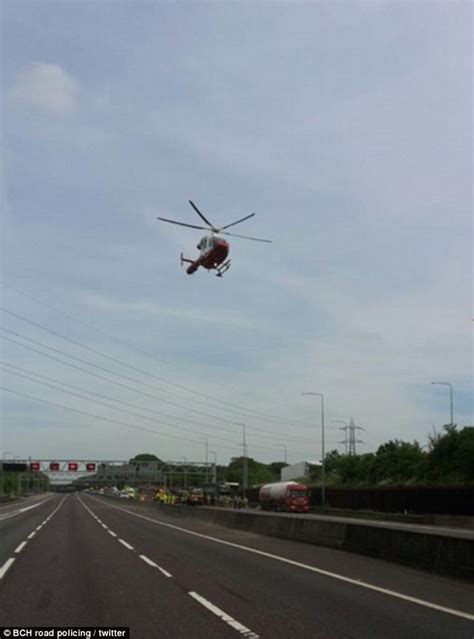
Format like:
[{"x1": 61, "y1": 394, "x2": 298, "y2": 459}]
[
  {"x1": 156, "y1": 200, "x2": 271, "y2": 277},
  {"x1": 200, "y1": 482, "x2": 240, "y2": 498},
  {"x1": 187, "y1": 487, "x2": 204, "y2": 505},
  {"x1": 259, "y1": 481, "x2": 310, "y2": 513},
  {"x1": 119, "y1": 487, "x2": 136, "y2": 499}
]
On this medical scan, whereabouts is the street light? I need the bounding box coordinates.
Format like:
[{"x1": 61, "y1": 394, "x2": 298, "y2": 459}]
[
  {"x1": 301, "y1": 392, "x2": 326, "y2": 508},
  {"x1": 431, "y1": 382, "x2": 454, "y2": 426},
  {"x1": 199, "y1": 437, "x2": 209, "y2": 482},
  {"x1": 179, "y1": 457, "x2": 187, "y2": 487},
  {"x1": 233, "y1": 422, "x2": 248, "y2": 494},
  {"x1": 210, "y1": 451, "x2": 217, "y2": 483}
]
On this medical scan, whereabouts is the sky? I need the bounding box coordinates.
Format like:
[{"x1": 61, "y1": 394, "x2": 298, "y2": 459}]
[{"x1": 1, "y1": 1, "x2": 472, "y2": 468}]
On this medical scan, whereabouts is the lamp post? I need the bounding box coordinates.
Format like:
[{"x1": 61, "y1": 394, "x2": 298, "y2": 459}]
[
  {"x1": 179, "y1": 456, "x2": 187, "y2": 488},
  {"x1": 431, "y1": 382, "x2": 454, "y2": 426},
  {"x1": 210, "y1": 451, "x2": 217, "y2": 483},
  {"x1": 199, "y1": 437, "x2": 209, "y2": 482},
  {"x1": 301, "y1": 393, "x2": 326, "y2": 508},
  {"x1": 233, "y1": 423, "x2": 248, "y2": 494}
]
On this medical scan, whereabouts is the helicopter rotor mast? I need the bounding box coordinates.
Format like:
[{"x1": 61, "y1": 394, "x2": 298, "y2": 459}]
[{"x1": 156, "y1": 201, "x2": 272, "y2": 243}]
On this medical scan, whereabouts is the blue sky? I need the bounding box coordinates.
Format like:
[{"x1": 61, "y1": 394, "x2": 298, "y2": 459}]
[{"x1": 1, "y1": 1, "x2": 472, "y2": 466}]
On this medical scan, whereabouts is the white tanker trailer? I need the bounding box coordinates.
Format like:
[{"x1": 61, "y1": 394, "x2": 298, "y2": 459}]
[{"x1": 259, "y1": 481, "x2": 310, "y2": 513}]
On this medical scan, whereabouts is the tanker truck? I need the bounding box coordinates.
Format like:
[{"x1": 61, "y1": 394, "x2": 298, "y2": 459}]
[{"x1": 259, "y1": 481, "x2": 310, "y2": 513}]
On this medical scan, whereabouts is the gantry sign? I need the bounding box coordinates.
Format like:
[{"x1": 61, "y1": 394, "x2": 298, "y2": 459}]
[
  {"x1": 6, "y1": 459, "x2": 214, "y2": 486},
  {"x1": 10, "y1": 459, "x2": 125, "y2": 475}
]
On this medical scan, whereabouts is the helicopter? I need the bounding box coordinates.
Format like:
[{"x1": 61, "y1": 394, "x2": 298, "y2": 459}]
[{"x1": 157, "y1": 200, "x2": 271, "y2": 277}]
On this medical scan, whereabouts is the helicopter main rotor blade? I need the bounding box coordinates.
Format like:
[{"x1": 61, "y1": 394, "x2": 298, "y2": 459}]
[
  {"x1": 156, "y1": 217, "x2": 210, "y2": 231},
  {"x1": 188, "y1": 201, "x2": 215, "y2": 228},
  {"x1": 220, "y1": 230, "x2": 272, "y2": 243},
  {"x1": 221, "y1": 213, "x2": 256, "y2": 230}
]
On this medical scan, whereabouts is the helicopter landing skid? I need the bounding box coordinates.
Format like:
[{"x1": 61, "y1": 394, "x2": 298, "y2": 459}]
[{"x1": 216, "y1": 260, "x2": 231, "y2": 277}]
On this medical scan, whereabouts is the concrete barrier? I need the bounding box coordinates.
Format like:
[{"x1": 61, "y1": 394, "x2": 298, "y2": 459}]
[{"x1": 153, "y1": 504, "x2": 474, "y2": 581}]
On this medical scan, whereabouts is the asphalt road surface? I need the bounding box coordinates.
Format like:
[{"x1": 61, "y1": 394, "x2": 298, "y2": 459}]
[{"x1": 1, "y1": 493, "x2": 473, "y2": 638}]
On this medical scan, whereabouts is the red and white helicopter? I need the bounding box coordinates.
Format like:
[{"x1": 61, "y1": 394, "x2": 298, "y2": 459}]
[{"x1": 157, "y1": 200, "x2": 271, "y2": 277}]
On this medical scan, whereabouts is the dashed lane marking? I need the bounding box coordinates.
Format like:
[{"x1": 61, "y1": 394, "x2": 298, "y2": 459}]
[
  {"x1": 189, "y1": 591, "x2": 259, "y2": 638},
  {"x1": 0, "y1": 558, "x2": 15, "y2": 579},
  {"x1": 0, "y1": 496, "x2": 67, "y2": 584},
  {"x1": 86, "y1": 495, "x2": 474, "y2": 623},
  {"x1": 139, "y1": 554, "x2": 172, "y2": 578},
  {"x1": 78, "y1": 496, "x2": 173, "y2": 578},
  {"x1": 118, "y1": 539, "x2": 134, "y2": 551}
]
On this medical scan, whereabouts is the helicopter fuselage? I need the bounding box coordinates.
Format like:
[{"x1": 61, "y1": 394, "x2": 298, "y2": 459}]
[
  {"x1": 157, "y1": 200, "x2": 271, "y2": 277},
  {"x1": 182, "y1": 235, "x2": 230, "y2": 275}
]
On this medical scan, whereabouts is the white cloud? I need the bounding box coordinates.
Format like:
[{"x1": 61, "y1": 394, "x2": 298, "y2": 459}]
[{"x1": 9, "y1": 62, "x2": 79, "y2": 115}]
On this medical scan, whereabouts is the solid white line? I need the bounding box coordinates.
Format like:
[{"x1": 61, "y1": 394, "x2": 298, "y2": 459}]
[
  {"x1": 14, "y1": 541, "x2": 27, "y2": 553},
  {"x1": 20, "y1": 503, "x2": 41, "y2": 513},
  {"x1": 86, "y1": 496, "x2": 474, "y2": 623},
  {"x1": 0, "y1": 495, "x2": 57, "y2": 522},
  {"x1": 189, "y1": 591, "x2": 259, "y2": 638},
  {"x1": 0, "y1": 558, "x2": 15, "y2": 579},
  {"x1": 118, "y1": 538, "x2": 134, "y2": 550},
  {"x1": 139, "y1": 554, "x2": 172, "y2": 578}
]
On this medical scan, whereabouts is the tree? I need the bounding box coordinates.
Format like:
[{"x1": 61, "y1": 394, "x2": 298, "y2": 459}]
[
  {"x1": 129, "y1": 453, "x2": 161, "y2": 462},
  {"x1": 427, "y1": 426, "x2": 474, "y2": 483},
  {"x1": 372, "y1": 440, "x2": 426, "y2": 484},
  {"x1": 225, "y1": 457, "x2": 273, "y2": 487},
  {"x1": 268, "y1": 462, "x2": 288, "y2": 481}
]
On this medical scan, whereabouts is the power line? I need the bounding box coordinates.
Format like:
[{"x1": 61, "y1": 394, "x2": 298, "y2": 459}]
[
  {"x1": 1, "y1": 360, "x2": 319, "y2": 446},
  {"x1": 1, "y1": 298, "x2": 314, "y2": 427},
  {"x1": 1, "y1": 365, "x2": 243, "y2": 447},
  {"x1": 1, "y1": 328, "x2": 325, "y2": 441},
  {"x1": 1, "y1": 384, "x2": 319, "y2": 459}
]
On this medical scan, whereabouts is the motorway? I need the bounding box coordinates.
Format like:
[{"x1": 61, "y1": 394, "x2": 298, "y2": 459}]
[{"x1": 0, "y1": 493, "x2": 473, "y2": 638}]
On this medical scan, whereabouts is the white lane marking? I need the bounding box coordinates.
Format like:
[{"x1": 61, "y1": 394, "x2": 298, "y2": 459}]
[
  {"x1": 86, "y1": 496, "x2": 474, "y2": 623},
  {"x1": 118, "y1": 539, "x2": 134, "y2": 550},
  {"x1": 27, "y1": 531, "x2": 36, "y2": 539},
  {"x1": 189, "y1": 591, "x2": 259, "y2": 638},
  {"x1": 14, "y1": 541, "x2": 27, "y2": 553},
  {"x1": 77, "y1": 497, "x2": 172, "y2": 577},
  {"x1": 139, "y1": 554, "x2": 172, "y2": 578},
  {"x1": 0, "y1": 558, "x2": 15, "y2": 579},
  {"x1": 0, "y1": 495, "x2": 58, "y2": 522}
]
